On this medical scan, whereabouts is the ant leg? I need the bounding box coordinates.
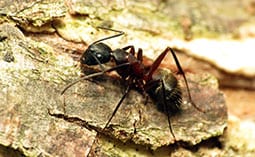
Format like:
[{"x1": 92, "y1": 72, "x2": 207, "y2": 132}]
[
  {"x1": 103, "y1": 85, "x2": 131, "y2": 129},
  {"x1": 61, "y1": 62, "x2": 130, "y2": 95},
  {"x1": 145, "y1": 79, "x2": 176, "y2": 140},
  {"x1": 166, "y1": 48, "x2": 203, "y2": 112},
  {"x1": 122, "y1": 46, "x2": 143, "y2": 62},
  {"x1": 132, "y1": 107, "x2": 142, "y2": 135},
  {"x1": 160, "y1": 79, "x2": 176, "y2": 141},
  {"x1": 137, "y1": 48, "x2": 143, "y2": 62},
  {"x1": 122, "y1": 45, "x2": 135, "y2": 55},
  {"x1": 145, "y1": 47, "x2": 169, "y2": 80}
]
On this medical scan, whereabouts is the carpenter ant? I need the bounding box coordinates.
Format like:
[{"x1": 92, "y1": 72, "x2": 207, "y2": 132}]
[{"x1": 61, "y1": 27, "x2": 202, "y2": 140}]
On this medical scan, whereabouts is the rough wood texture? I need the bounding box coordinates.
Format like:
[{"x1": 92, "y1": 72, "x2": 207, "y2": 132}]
[
  {"x1": 1, "y1": 0, "x2": 254, "y2": 156},
  {"x1": 0, "y1": 24, "x2": 226, "y2": 157}
]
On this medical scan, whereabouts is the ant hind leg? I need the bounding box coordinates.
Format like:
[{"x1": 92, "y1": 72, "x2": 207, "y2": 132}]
[
  {"x1": 167, "y1": 48, "x2": 204, "y2": 113},
  {"x1": 160, "y1": 79, "x2": 176, "y2": 141}
]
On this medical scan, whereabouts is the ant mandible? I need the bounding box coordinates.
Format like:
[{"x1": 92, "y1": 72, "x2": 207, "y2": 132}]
[{"x1": 61, "y1": 27, "x2": 202, "y2": 140}]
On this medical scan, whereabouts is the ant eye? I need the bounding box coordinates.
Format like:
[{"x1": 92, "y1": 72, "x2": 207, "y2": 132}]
[{"x1": 96, "y1": 53, "x2": 103, "y2": 59}]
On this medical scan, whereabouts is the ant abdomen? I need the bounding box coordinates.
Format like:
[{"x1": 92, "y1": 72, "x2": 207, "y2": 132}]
[{"x1": 148, "y1": 68, "x2": 182, "y2": 114}]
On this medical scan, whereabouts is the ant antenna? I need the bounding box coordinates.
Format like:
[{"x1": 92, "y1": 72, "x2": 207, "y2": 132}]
[
  {"x1": 61, "y1": 62, "x2": 130, "y2": 95},
  {"x1": 91, "y1": 26, "x2": 125, "y2": 45}
]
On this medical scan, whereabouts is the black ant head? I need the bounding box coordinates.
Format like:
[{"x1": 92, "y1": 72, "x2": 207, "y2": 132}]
[
  {"x1": 80, "y1": 26, "x2": 124, "y2": 65},
  {"x1": 80, "y1": 42, "x2": 112, "y2": 65}
]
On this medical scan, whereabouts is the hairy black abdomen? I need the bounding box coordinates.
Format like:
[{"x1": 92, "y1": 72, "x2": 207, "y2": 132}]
[{"x1": 148, "y1": 69, "x2": 182, "y2": 115}]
